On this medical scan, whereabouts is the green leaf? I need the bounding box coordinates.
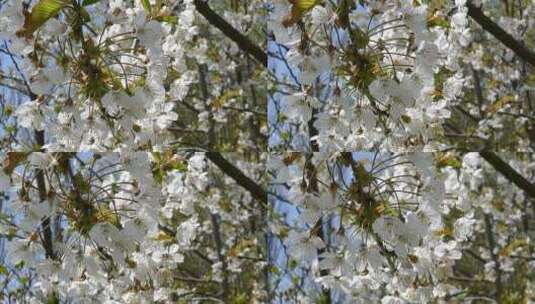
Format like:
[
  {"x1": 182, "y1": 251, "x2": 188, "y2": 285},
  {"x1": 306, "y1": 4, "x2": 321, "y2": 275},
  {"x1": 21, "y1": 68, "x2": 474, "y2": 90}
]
[
  {"x1": 400, "y1": 114, "x2": 412, "y2": 124},
  {"x1": 46, "y1": 293, "x2": 60, "y2": 304},
  {"x1": 82, "y1": 0, "x2": 101, "y2": 6},
  {"x1": 155, "y1": 15, "x2": 178, "y2": 24},
  {"x1": 17, "y1": 0, "x2": 70, "y2": 37},
  {"x1": 294, "y1": 0, "x2": 320, "y2": 11},
  {"x1": 283, "y1": 0, "x2": 321, "y2": 27},
  {"x1": 487, "y1": 95, "x2": 515, "y2": 114},
  {"x1": 141, "y1": 0, "x2": 151, "y2": 14},
  {"x1": 0, "y1": 265, "x2": 8, "y2": 275},
  {"x1": 427, "y1": 14, "x2": 450, "y2": 29},
  {"x1": 230, "y1": 293, "x2": 249, "y2": 304},
  {"x1": 79, "y1": 7, "x2": 91, "y2": 23},
  {"x1": 316, "y1": 294, "x2": 331, "y2": 304},
  {"x1": 436, "y1": 154, "x2": 462, "y2": 169},
  {"x1": 268, "y1": 265, "x2": 280, "y2": 274},
  {"x1": 525, "y1": 71, "x2": 535, "y2": 88},
  {"x1": 19, "y1": 276, "x2": 29, "y2": 285}
]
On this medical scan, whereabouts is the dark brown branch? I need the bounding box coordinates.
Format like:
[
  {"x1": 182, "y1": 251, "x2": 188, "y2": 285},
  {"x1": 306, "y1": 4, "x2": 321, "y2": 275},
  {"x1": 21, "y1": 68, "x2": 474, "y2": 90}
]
[
  {"x1": 3, "y1": 42, "x2": 44, "y2": 150},
  {"x1": 205, "y1": 152, "x2": 267, "y2": 207},
  {"x1": 210, "y1": 214, "x2": 229, "y2": 301},
  {"x1": 480, "y1": 151, "x2": 535, "y2": 199},
  {"x1": 0, "y1": 83, "x2": 31, "y2": 95},
  {"x1": 34, "y1": 130, "x2": 54, "y2": 260},
  {"x1": 193, "y1": 0, "x2": 267, "y2": 67},
  {"x1": 483, "y1": 214, "x2": 503, "y2": 301},
  {"x1": 35, "y1": 157, "x2": 55, "y2": 260},
  {"x1": 467, "y1": 2, "x2": 535, "y2": 67},
  {"x1": 308, "y1": 108, "x2": 319, "y2": 152},
  {"x1": 309, "y1": 79, "x2": 320, "y2": 152},
  {"x1": 35, "y1": 130, "x2": 45, "y2": 151},
  {"x1": 450, "y1": 96, "x2": 535, "y2": 200},
  {"x1": 471, "y1": 67, "x2": 484, "y2": 117},
  {"x1": 305, "y1": 154, "x2": 331, "y2": 303},
  {"x1": 4, "y1": 40, "x2": 54, "y2": 262}
]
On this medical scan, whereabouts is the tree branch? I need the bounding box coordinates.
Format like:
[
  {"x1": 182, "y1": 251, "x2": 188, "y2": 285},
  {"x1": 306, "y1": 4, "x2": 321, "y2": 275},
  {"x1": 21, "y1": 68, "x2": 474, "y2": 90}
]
[
  {"x1": 480, "y1": 151, "x2": 535, "y2": 199},
  {"x1": 205, "y1": 152, "x2": 267, "y2": 207},
  {"x1": 3, "y1": 42, "x2": 36, "y2": 98},
  {"x1": 36, "y1": 167, "x2": 55, "y2": 260},
  {"x1": 467, "y1": 2, "x2": 535, "y2": 67},
  {"x1": 483, "y1": 214, "x2": 503, "y2": 301},
  {"x1": 305, "y1": 154, "x2": 331, "y2": 303},
  {"x1": 193, "y1": 0, "x2": 267, "y2": 67},
  {"x1": 449, "y1": 94, "x2": 535, "y2": 200},
  {"x1": 210, "y1": 213, "x2": 229, "y2": 301},
  {"x1": 34, "y1": 131, "x2": 54, "y2": 260}
]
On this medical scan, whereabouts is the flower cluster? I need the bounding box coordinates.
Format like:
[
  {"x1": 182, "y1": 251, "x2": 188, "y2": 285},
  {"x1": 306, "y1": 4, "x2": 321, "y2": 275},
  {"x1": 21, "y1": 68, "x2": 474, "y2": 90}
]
[
  {"x1": 268, "y1": 0, "x2": 535, "y2": 152},
  {"x1": 1, "y1": 0, "x2": 266, "y2": 151},
  {"x1": 0, "y1": 152, "x2": 267, "y2": 303},
  {"x1": 1, "y1": 0, "x2": 535, "y2": 303},
  {"x1": 269, "y1": 152, "x2": 535, "y2": 302}
]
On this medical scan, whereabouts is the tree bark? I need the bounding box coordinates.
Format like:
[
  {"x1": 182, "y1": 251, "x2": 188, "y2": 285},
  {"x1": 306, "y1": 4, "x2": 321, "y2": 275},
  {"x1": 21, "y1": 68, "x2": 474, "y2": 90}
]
[
  {"x1": 193, "y1": 0, "x2": 267, "y2": 67},
  {"x1": 34, "y1": 131, "x2": 55, "y2": 260},
  {"x1": 480, "y1": 151, "x2": 535, "y2": 199},
  {"x1": 205, "y1": 152, "x2": 267, "y2": 207},
  {"x1": 467, "y1": 2, "x2": 535, "y2": 67},
  {"x1": 210, "y1": 213, "x2": 229, "y2": 301},
  {"x1": 483, "y1": 214, "x2": 503, "y2": 301}
]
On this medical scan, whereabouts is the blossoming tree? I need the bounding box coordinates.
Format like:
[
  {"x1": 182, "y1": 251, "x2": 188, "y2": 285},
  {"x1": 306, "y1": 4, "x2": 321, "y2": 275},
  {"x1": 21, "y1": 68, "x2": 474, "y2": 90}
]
[
  {"x1": 2, "y1": 0, "x2": 535, "y2": 303},
  {"x1": 267, "y1": 0, "x2": 535, "y2": 303},
  {"x1": 0, "y1": 0, "x2": 269, "y2": 303},
  {"x1": 269, "y1": 151, "x2": 535, "y2": 303},
  {"x1": 0, "y1": 151, "x2": 268, "y2": 303}
]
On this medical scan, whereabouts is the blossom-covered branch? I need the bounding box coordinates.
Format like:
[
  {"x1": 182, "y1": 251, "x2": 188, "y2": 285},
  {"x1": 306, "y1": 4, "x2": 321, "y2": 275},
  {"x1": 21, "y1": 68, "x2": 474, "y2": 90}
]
[
  {"x1": 480, "y1": 151, "x2": 535, "y2": 199},
  {"x1": 467, "y1": 2, "x2": 535, "y2": 67},
  {"x1": 193, "y1": 0, "x2": 267, "y2": 67},
  {"x1": 205, "y1": 152, "x2": 267, "y2": 207}
]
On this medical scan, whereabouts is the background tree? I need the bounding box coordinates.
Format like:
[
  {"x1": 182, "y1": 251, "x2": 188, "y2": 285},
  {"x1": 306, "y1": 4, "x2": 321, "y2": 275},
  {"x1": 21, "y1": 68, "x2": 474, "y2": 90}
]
[{"x1": 0, "y1": 0, "x2": 271, "y2": 303}]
